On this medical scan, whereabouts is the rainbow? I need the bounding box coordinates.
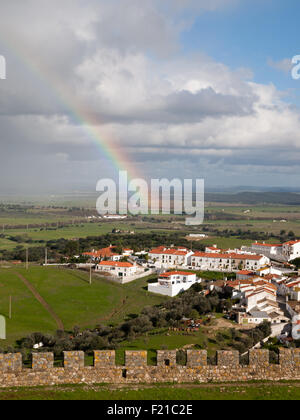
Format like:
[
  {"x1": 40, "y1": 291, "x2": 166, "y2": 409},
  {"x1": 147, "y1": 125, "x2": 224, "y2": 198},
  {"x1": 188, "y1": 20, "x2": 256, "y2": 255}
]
[{"x1": 0, "y1": 36, "x2": 141, "y2": 182}]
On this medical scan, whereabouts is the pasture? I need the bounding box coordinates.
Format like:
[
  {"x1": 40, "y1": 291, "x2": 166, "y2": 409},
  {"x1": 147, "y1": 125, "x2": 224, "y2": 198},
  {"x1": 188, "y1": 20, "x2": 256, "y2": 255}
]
[{"x1": 0, "y1": 266, "x2": 167, "y2": 347}]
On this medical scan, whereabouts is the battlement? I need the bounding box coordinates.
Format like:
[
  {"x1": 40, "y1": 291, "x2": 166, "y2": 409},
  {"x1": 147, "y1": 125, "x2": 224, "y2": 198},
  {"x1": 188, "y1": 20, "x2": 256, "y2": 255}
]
[{"x1": 0, "y1": 349, "x2": 299, "y2": 388}]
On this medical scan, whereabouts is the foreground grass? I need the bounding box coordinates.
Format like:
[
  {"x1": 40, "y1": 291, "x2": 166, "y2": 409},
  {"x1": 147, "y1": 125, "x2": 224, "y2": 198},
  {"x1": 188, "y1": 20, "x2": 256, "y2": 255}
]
[
  {"x1": 0, "y1": 266, "x2": 167, "y2": 347},
  {"x1": 0, "y1": 383, "x2": 300, "y2": 400}
]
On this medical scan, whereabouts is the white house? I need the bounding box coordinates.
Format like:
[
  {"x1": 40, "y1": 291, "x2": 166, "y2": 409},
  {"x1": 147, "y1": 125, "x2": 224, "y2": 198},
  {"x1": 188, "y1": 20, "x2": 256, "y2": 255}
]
[
  {"x1": 191, "y1": 252, "x2": 270, "y2": 272},
  {"x1": 148, "y1": 246, "x2": 194, "y2": 268},
  {"x1": 278, "y1": 278, "x2": 300, "y2": 301},
  {"x1": 250, "y1": 239, "x2": 300, "y2": 262},
  {"x1": 251, "y1": 242, "x2": 282, "y2": 257},
  {"x1": 282, "y1": 240, "x2": 300, "y2": 261},
  {"x1": 122, "y1": 248, "x2": 134, "y2": 257},
  {"x1": 96, "y1": 261, "x2": 138, "y2": 278},
  {"x1": 148, "y1": 271, "x2": 200, "y2": 297}
]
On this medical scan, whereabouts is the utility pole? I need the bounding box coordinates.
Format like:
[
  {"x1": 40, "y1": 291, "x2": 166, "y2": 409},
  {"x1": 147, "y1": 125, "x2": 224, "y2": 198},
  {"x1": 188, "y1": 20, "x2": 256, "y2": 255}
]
[
  {"x1": 89, "y1": 266, "x2": 92, "y2": 285},
  {"x1": 26, "y1": 248, "x2": 29, "y2": 270},
  {"x1": 45, "y1": 247, "x2": 48, "y2": 265},
  {"x1": 9, "y1": 296, "x2": 12, "y2": 319}
]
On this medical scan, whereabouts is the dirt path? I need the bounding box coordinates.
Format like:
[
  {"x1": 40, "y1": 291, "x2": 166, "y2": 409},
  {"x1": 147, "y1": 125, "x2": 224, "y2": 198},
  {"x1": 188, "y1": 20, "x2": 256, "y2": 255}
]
[{"x1": 15, "y1": 271, "x2": 64, "y2": 331}]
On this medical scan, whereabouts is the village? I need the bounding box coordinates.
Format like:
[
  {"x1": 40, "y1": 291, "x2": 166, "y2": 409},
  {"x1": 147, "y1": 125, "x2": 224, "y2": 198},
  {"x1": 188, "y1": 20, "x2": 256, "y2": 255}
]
[{"x1": 78, "y1": 239, "x2": 300, "y2": 337}]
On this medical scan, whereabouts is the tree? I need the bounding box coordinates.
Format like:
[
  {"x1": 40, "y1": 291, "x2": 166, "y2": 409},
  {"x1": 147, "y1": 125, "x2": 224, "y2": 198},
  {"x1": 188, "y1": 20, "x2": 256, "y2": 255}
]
[{"x1": 189, "y1": 309, "x2": 200, "y2": 320}]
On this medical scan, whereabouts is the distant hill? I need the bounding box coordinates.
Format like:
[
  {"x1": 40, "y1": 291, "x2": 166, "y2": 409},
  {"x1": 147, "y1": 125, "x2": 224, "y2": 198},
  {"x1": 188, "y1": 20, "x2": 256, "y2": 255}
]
[{"x1": 205, "y1": 191, "x2": 300, "y2": 205}]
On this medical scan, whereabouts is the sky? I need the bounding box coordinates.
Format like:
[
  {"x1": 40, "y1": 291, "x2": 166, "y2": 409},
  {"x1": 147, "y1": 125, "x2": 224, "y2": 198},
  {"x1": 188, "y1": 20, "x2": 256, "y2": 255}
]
[{"x1": 0, "y1": 0, "x2": 300, "y2": 193}]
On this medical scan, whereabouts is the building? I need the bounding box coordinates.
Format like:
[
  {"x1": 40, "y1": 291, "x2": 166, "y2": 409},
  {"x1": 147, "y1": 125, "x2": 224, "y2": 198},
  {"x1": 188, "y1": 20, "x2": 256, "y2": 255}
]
[
  {"x1": 102, "y1": 215, "x2": 127, "y2": 220},
  {"x1": 148, "y1": 246, "x2": 194, "y2": 268},
  {"x1": 228, "y1": 278, "x2": 287, "y2": 324},
  {"x1": 96, "y1": 261, "x2": 138, "y2": 278},
  {"x1": 83, "y1": 245, "x2": 122, "y2": 262},
  {"x1": 122, "y1": 248, "x2": 134, "y2": 256},
  {"x1": 282, "y1": 240, "x2": 300, "y2": 261},
  {"x1": 191, "y1": 252, "x2": 270, "y2": 272},
  {"x1": 251, "y1": 242, "x2": 282, "y2": 257},
  {"x1": 249, "y1": 239, "x2": 300, "y2": 262},
  {"x1": 148, "y1": 271, "x2": 200, "y2": 297},
  {"x1": 236, "y1": 270, "x2": 255, "y2": 281},
  {"x1": 278, "y1": 278, "x2": 300, "y2": 301},
  {"x1": 286, "y1": 300, "x2": 300, "y2": 318},
  {"x1": 237, "y1": 311, "x2": 271, "y2": 325}
]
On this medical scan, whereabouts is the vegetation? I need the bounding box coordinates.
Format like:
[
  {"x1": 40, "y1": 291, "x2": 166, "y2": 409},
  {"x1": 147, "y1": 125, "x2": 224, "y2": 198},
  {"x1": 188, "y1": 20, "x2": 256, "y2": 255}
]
[
  {"x1": 0, "y1": 267, "x2": 167, "y2": 347},
  {"x1": 0, "y1": 382, "x2": 300, "y2": 400}
]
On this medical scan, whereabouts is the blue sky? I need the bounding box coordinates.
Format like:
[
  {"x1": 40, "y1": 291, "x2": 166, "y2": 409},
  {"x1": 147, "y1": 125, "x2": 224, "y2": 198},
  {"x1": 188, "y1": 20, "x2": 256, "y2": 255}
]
[{"x1": 182, "y1": 0, "x2": 300, "y2": 103}]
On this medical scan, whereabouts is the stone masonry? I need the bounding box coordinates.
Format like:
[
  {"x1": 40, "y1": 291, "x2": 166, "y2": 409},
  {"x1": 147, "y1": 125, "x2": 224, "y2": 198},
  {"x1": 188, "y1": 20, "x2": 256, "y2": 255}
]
[{"x1": 0, "y1": 349, "x2": 299, "y2": 388}]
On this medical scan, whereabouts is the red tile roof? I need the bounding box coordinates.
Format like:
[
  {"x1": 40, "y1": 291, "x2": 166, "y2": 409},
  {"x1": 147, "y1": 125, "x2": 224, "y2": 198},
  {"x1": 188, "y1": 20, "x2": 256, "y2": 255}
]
[
  {"x1": 237, "y1": 270, "x2": 255, "y2": 275},
  {"x1": 192, "y1": 252, "x2": 263, "y2": 261},
  {"x1": 159, "y1": 271, "x2": 195, "y2": 278},
  {"x1": 83, "y1": 246, "x2": 118, "y2": 259},
  {"x1": 252, "y1": 243, "x2": 281, "y2": 247},
  {"x1": 98, "y1": 261, "x2": 134, "y2": 268},
  {"x1": 283, "y1": 240, "x2": 300, "y2": 246}
]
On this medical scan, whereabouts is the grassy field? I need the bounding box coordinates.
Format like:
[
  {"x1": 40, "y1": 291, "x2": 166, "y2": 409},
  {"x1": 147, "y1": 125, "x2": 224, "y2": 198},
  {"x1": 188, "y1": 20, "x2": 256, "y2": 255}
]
[
  {"x1": 0, "y1": 270, "x2": 57, "y2": 347},
  {"x1": 0, "y1": 221, "x2": 185, "y2": 252},
  {"x1": 0, "y1": 382, "x2": 299, "y2": 400},
  {"x1": 0, "y1": 266, "x2": 168, "y2": 347},
  {"x1": 1, "y1": 201, "x2": 300, "y2": 254}
]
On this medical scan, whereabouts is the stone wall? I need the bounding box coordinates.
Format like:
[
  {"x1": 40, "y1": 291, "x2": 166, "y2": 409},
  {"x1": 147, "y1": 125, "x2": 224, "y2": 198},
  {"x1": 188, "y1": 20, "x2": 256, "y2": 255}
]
[{"x1": 0, "y1": 349, "x2": 299, "y2": 388}]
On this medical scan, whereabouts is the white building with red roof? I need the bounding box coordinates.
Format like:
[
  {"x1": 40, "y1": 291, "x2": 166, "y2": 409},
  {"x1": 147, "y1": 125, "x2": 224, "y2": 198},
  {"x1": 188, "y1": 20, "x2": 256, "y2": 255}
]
[
  {"x1": 278, "y1": 278, "x2": 300, "y2": 301},
  {"x1": 148, "y1": 246, "x2": 194, "y2": 268},
  {"x1": 148, "y1": 271, "x2": 200, "y2": 297},
  {"x1": 96, "y1": 260, "x2": 138, "y2": 278},
  {"x1": 191, "y1": 252, "x2": 270, "y2": 272},
  {"x1": 282, "y1": 240, "x2": 300, "y2": 261},
  {"x1": 249, "y1": 239, "x2": 300, "y2": 262},
  {"x1": 228, "y1": 278, "x2": 287, "y2": 324},
  {"x1": 83, "y1": 245, "x2": 122, "y2": 262}
]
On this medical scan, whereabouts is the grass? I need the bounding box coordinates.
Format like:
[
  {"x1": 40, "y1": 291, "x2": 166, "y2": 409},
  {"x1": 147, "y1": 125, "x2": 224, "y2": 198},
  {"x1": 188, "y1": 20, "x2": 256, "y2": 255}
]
[
  {"x1": 0, "y1": 382, "x2": 300, "y2": 400},
  {"x1": 0, "y1": 270, "x2": 57, "y2": 346},
  {"x1": 0, "y1": 266, "x2": 167, "y2": 347}
]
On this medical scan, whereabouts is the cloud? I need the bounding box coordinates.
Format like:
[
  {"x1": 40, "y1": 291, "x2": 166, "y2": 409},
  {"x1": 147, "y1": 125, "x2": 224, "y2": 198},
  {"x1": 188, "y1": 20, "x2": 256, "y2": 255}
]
[
  {"x1": 0, "y1": 0, "x2": 299, "y2": 192},
  {"x1": 268, "y1": 58, "x2": 293, "y2": 74}
]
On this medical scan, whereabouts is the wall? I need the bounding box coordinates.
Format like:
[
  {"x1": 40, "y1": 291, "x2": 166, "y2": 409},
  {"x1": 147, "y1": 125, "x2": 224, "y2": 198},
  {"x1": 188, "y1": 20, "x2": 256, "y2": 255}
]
[{"x1": 0, "y1": 349, "x2": 299, "y2": 388}]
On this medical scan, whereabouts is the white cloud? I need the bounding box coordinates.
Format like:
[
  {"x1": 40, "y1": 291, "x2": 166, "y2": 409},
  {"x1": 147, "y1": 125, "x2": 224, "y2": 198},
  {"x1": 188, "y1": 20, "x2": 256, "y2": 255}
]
[
  {"x1": 268, "y1": 58, "x2": 293, "y2": 74},
  {"x1": 0, "y1": 0, "x2": 299, "y2": 191}
]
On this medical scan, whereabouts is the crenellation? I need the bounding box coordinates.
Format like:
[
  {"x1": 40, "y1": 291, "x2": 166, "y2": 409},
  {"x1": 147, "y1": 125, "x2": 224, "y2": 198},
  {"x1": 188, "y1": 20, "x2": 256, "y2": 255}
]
[
  {"x1": 63, "y1": 351, "x2": 84, "y2": 370},
  {"x1": 249, "y1": 349, "x2": 269, "y2": 367},
  {"x1": 0, "y1": 353, "x2": 22, "y2": 373},
  {"x1": 187, "y1": 350, "x2": 207, "y2": 367},
  {"x1": 125, "y1": 351, "x2": 147, "y2": 366},
  {"x1": 217, "y1": 351, "x2": 239, "y2": 366},
  {"x1": 94, "y1": 350, "x2": 115, "y2": 368},
  {"x1": 0, "y1": 349, "x2": 299, "y2": 388},
  {"x1": 32, "y1": 353, "x2": 54, "y2": 371},
  {"x1": 157, "y1": 350, "x2": 177, "y2": 367}
]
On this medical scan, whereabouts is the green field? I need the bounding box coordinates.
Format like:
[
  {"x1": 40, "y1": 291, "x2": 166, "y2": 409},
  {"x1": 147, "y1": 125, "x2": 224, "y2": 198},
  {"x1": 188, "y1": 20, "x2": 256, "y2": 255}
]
[
  {"x1": 0, "y1": 382, "x2": 299, "y2": 400},
  {"x1": 0, "y1": 266, "x2": 168, "y2": 347},
  {"x1": 1, "y1": 200, "x2": 300, "y2": 254}
]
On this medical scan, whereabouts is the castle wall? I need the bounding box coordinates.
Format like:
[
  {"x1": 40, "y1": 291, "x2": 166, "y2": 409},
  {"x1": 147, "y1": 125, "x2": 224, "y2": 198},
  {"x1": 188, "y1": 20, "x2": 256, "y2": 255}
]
[{"x1": 0, "y1": 349, "x2": 299, "y2": 388}]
